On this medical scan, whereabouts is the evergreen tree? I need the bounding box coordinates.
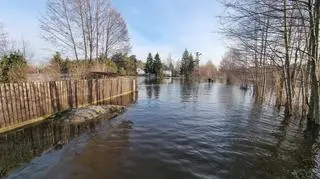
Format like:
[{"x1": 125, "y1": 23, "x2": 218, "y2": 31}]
[
  {"x1": 0, "y1": 52, "x2": 28, "y2": 82},
  {"x1": 180, "y1": 49, "x2": 195, "y2": 78},
  {"x1": 145, "y1": 53, "x2": 154, "y2": 74},
  {"x1": 153, "y1": 53, "x2": 163, "y2": 77},
  {"x1": 169, "y1": 62, "x2": 174, "y2": 72}
]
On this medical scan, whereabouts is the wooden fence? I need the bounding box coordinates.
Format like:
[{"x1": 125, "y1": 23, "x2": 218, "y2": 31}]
[
  {"x1": 0, "y1": 77, "x2": 137, "y2": 133},
  {"x1": 0, "y1": 93, "x2": 137, "y2": 177}
]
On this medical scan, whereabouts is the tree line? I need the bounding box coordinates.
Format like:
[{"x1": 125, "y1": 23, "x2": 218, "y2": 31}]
[
  {"x1": 219, "y1": 0, "x2": 320, "y2": 126},
  {"x1": 0, "y1": 0, "x2": 134, "y2": 82},
  {"x1": 144, "y1": 49, "x2": 217, "y2": 79}
]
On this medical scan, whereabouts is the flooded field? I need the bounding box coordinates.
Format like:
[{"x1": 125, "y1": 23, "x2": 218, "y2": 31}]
[{"x1": 3, "y1": 79, "x2": 320, "y2": 179}]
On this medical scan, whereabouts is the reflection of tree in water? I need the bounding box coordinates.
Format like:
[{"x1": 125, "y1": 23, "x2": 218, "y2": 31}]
[
  {"x1": 153, "y1": 85, "x2": 160, "y2": 99},
  {"x1": 144, "y1": 78, "x2": 162, "y2": 85},
  {"x1": 57, "y1": 120, "x2": 134, "y2": 179},
  {"x1": 145, "y1": 78, "x2": 162, "y2": 99},
  {"x1": 265, "y1": 117, "x2": 318, "y2": 178},
  {"x1": 0, "y1": 94, "x2": 136, "y2": 178},
  {"x1": 180, "y1": 80, "x2": 199, "y2": 102},
  {"x1": 221, "y1": 98, "x2": 319, "y2": 178},
  {"x1": 146, "y1": 85, "x2": 153, "y2": 99},
  {"x1": 0, "y1": 119, "x2": 100, "y2": 177},
  {"x1": 247, "y1": 110, "x2": 318, "y2": 178},
  {"x1": 216, "y1": 84, "x2": 235, "y2": 110},
  {"x1": 204, "y1": 82, "x2": 213, "y2": 93},
  {"x1": 250, "y1": 104, "x2": 319, "y2": 178}
]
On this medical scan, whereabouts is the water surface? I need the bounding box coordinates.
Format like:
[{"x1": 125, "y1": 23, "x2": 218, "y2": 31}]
[{"x1": 3, "y1": 78, "x2": 320, "y2": 179}]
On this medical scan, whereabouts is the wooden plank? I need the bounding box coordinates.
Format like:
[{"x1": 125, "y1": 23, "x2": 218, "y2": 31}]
[
  {"x1": 97, "y1": 79, "x2": 100, "y2": 103},
  {"x1": 49, "y1": 81, "x2": 54, "y2": 113},
  {"x1": 20, "y1": 83, "x2": 26, "y2": 121},
  {"x1": 80, "y1": 80, "x2": 84, "y2": 105},
  {"x1": 39, "y1": 82, "x2": 44, "y2": 116},
  {"x1": 0, "y1": 84, "x2": 6, "y2": 127},
  {"x1": 33, "y1": 82, "x2": 40, "y2": 118},
  {"x1": 8, "y1": 83, "x2": 16, "y2": 124},
  {"x1": 57, "y1": 81, "x2": 62, "y2": 110},
  {"x1": 55, "y1": 81, "x2": 60, "y2": 111},
  {"x1": 12, "y1": 83, "x2": 19, "y2": 123},
  {"x1": 34, "y1": 83, "x2": 40, "y2": 117},
  {"x1": 74, "y1": 80, "x2": 78, "y2": 107},
  {"x1": 64, "y1": 80, "x2": 68, "y2": 109},
  {"x1": 16, "y1": 83, "x2": 25, "y2": 122},
  {"x1": 60, "y1": 81, "x2": 64, "y2": 110},
  {"x1": 102, "y1": 79, "x2": 105, "y2": 102},
  {"x1": 41, "y1": 82, "x2": 47, "y2": 115},
  {"x1": 3, "y1": 84, "x2": 11, "y2": 125},
  {"x1": 31, "y1": 82, "x2": 37, "y2": 118},
  {"x1": 46, "y1": 82, "x2": 51, "y2": 115},
  {"x1": 25, "y1": 83, "x2": 31, "y2": 120},
  {"x1": 85, "y1": 79, "x2": 89, "y2": 104},
  {"x1": 110, "y1": 79, "x2": 113, "y2": 98}
]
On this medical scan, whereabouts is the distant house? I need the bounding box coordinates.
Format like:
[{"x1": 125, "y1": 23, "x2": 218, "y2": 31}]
[
  {"x1": 137, "y1": 68, "x2": 146, "y2": 76},
  {"x1": 163, "y1": 70, "x2": 172, "y2": 77}
]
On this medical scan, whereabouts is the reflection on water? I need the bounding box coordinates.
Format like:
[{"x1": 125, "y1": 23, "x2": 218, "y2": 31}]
[
  {"x1": 4, "y1": 79, "x2": 320, "y2": 179},
  {"x1": 180, "y1": 80, "x2": 199, "y2": 103},
  {"x1": 0, "y1": 93, "x2": 137, "y2": 178},
  {"x1": 145, "y1": 78, "x2": 161, "y2": 99},
  {"x1": 24, "y1": 120, "x2": 134, "y2": 179}
]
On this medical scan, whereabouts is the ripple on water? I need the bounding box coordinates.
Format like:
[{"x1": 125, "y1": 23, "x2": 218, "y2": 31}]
[{"x1": 4, "y1": 80, "x2": 320, "y2": 179}]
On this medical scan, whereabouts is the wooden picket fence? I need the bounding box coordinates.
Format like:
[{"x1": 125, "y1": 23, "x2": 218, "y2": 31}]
[{"x1": 0, "y1": 77, "x2": 137, "y2": 132}]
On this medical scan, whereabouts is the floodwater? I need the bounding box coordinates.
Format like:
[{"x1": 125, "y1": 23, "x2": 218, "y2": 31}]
[{"x1": 2, "y1": 78, "x2": 320, "y2": 179}]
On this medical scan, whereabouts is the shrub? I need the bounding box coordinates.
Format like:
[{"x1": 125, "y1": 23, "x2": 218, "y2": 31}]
[{"x1": 0, "y1": 52, "x2": 28, "y2": 82}]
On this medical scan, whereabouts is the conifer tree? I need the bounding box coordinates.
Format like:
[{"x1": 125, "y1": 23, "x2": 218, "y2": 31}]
[
  {"x1": 145, "y1": 53, "x2": 154, "y2": 74},
  {"x1": 153, "y1": 53, "x2": 163, "y2": 77}
]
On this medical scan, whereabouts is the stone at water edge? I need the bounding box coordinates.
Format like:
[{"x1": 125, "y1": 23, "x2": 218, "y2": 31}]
[{"x1": 57, "y1": 105, "x2": 126, "y2": 124}]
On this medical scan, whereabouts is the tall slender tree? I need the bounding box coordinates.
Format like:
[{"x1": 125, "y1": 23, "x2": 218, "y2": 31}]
[
  {"x1": 180, "y1": 49, "x2": 195, "y2": 78},
  {"x1": 145, "y1": 53, "x2": 154, "y2": 74},
  {"x1": 153, "y1": 53, "x2": 163, "y2": 77}
]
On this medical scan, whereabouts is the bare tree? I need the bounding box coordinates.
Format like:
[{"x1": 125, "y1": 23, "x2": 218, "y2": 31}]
[
  {"x1": 40, "y1": 0, "x2": 80, "y2": 60},
  {"x1": 40, "y1": 0, "x2": 130, "y2": 61},
  {"x1": 103, "y1": 7, "x2": 130, "y2": 58},
  {"x1": 0, "y1": 23, "x2": 8, "y2": 55},
  {"x1": 219, "y1": 0, "x2": 320, "y2": 124}
]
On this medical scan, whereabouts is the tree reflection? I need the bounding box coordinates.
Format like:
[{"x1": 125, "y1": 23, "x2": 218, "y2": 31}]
[
  {"x1": 0, "y1": 94, "x2": 136, "y2": 178},
  {"x1": 0, "y1": 119, "x2": 99, "y2": 177},
  {"x1": 153, "y1": 85, "x2": 160, "y2": 99},
  {"x1": 179, "y1": 79, "x2": 199, "y2": 102},
  {"x1": 145, "y1": 78, "x2": 162, "y2": 99},
  {"x1": 56, "y1": 120, "x2": 134, "y2": 178},
  {"x1": 146, "y1": 85, "x2": 153, "y2": 99}
]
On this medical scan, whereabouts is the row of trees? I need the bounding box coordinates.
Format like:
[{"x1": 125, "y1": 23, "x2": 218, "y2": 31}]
[
  {"x1": 219, "y1": 0, "x2": 320, "y2": 125},
  {"x1": 49, "y1": 52, "x2": 137, "y2": 78},
  {"x1": 143, "y1": 49, "x2": 217, "y2": 79},
  {"x1": 40, "y1": 0, "x2": 130, "y2": 61}
]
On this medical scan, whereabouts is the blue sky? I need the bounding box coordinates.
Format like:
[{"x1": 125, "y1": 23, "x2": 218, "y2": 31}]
[{"x1": 0, "y1": 0, "x2": 226, "y2": 65}]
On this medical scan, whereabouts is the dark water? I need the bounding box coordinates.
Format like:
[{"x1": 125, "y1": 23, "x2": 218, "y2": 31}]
[{"x1": 3, "y1": 78, "x2": 320, "y2": 179}]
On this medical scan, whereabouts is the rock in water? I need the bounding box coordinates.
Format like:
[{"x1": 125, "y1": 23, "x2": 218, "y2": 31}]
[{"x1": 56, "y1": 105, "x2": 125, "y2": 123}]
